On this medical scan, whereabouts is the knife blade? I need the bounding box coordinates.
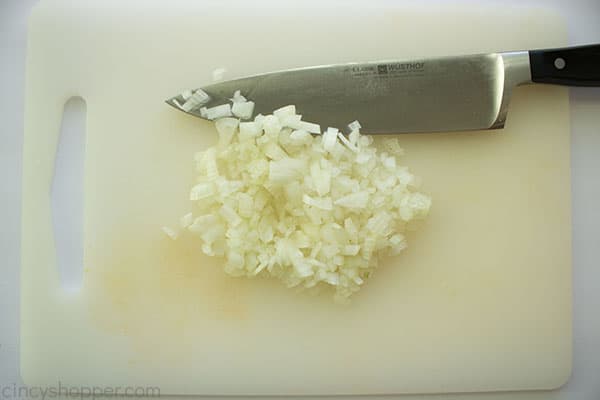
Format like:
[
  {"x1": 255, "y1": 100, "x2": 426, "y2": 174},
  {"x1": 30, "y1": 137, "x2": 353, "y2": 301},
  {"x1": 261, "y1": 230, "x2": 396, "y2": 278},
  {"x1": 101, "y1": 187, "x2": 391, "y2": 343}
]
[{"x1": 166, "y1": 44, "x2": 600, "y2": 134}]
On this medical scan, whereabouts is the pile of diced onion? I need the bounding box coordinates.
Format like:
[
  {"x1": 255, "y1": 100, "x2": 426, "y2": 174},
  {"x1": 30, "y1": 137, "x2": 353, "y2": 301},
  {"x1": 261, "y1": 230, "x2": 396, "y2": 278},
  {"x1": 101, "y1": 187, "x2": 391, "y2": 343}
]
[{"x1": 165, "y1": 89, "x2": 431, "y2": 302}]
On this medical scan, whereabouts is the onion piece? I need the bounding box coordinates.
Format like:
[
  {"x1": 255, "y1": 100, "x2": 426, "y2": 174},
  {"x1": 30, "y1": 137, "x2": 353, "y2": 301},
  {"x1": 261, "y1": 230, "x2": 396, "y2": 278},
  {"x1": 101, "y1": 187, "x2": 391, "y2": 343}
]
[
  {"x1": 322, "y1": 127, "x2": 339, "y2": 151},
  {"x1": 204, "y1": 104, "x2": 232, "y2": 120},
  {"x1": 181, "y1": 89, "x2": 193, "y2": 101},
  {"x1": 232, "y1": 101, "x2": 255, "y2": 119},
  {"x1": 215, "y1": 117, "x2": 239, "y2": 146},
  {"x1": 162, "y1": 226, "x2": 179, "y2": 240},
  {"x1": 347, "y1": 120, "x2": 362, "y2": 132},
  {"x1": 181, "y1": 89, "x2": 210, "y2": 112},
  {"x1": 289, "y1": 129, "x2": 311, "y2": 145},
  {"x1": 168, "y1": 98, "x2": 431, "y2": 302},
  {"x1": 382, "y1": 137, "x2": 405, "y2": 155},
  {"x1": 334, "y1": 191, "x2": 369, "y2": 209},
  {"x1": 280, "y1": 114, "x2": 303, "y2": 129},
  {"x1": 212, "y1": 67, "x2": 226, "y2": 81},
  {"x1": 190, "y1": 182, "x2": 214, "y2": 200},
  {"x1": 268, "y1": 157, "x2": 305, "y2": 184},
  {"x1": 179, "y1": 212, "x2": 194, "y2": 228},
  {"x1": 298, "y1": 121, "x2": 321, "y2": 135},
  {"x1": 230, "y1": 90, "x2": 247, "y2": 103},
  {"x1": 302, "y1": 194, "x2": 333, "y2": 210},
  {"x1": 239, "y1": 121, "x2": 262, "y2": 140},
  {"x1": 273, "y1": 105, "x2": 296, "y2": 119},
  {"x1": 337, "y1": 131, "x2": 359, "y2": 153}
]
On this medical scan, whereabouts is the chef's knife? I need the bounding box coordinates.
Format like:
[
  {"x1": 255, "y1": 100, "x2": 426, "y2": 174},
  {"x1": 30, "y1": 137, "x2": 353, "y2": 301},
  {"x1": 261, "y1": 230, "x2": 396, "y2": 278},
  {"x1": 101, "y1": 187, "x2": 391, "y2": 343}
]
[{"x1": 166, "y1": 44, "x2": 600, "y2": 134}]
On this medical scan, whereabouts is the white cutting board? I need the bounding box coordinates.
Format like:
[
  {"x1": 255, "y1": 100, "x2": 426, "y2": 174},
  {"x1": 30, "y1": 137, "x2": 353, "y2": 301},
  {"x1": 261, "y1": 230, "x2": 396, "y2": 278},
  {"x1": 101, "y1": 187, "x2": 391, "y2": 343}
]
[{"x1": 21, "y1": 0, "x2": 572, "y2": 396}]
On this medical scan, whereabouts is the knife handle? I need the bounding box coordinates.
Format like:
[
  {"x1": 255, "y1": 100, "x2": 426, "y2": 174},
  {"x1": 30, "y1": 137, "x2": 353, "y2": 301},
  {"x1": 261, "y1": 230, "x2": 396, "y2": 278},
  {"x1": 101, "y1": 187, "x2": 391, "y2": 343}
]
[{"x1": 529, "y1": 44, "x2": 600, "y2": 87}]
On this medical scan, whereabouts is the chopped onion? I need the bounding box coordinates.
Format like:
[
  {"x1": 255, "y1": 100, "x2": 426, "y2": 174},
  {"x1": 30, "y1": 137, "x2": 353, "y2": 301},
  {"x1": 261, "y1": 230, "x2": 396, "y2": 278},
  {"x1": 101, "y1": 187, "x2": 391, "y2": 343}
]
[
  {"x1": 347, "y1": 120, "x2": 362, "y2": 132},
  {"x1": 342, "y1": 244, "x2": 361, "y2": 256},
  {"x1": 322, "y1": 127, "x2": 339, "y2": 151},
  {"x1": 337, "y1": 131, "x2": 359, "y2": 153},
  {"x1": 310, "y1": 160, "x2": 331, "y2": 196},
  {"x1": 232, "y1": 101, "x2": 255, "y2": 119},
  {"x1": 239, "y1": 121, "x2": 262, "y2": 140},
  {"x1": 204, "y1": 104, "x2": 232, "y2": 120},
  {"x1": 280, "y1": 114, "x2": 303, "y2": 129},
  {"x1": 162, "y1": 226, "x2": 179, "y2": 240},
  {"x1": 190, "y1": 182, "x2": 214, "y2": 200},
  {"x1": 289, "y1": 129, "x2": 311, "y2": 145},
  {"x1": 230, "y1": 90, "x2": 247, "y2": 103},
  {"x1": 268, "y1": 157, "x2": 305, "y2": 184},
  {"x1": 334, "y1": 191, "x2": 369, "y2": 209},
  {"x1": 170, "y1": 99, "x2": 431, "y2": 302},
  {"x1": 298, "y1": 121, "x2": 321, "y2": 135},
  {"x1": 180, "y1": 89, "x2": 210, "y2": 112},
  {"x1": 181, "y1": 89, "x2": 193, "y2": 101},
  {"x1": 179, "y1": 212, "x2": 194, "y2": 228},
  {"x1": 215, "y1": 117, "x2": 239, "y2": 146},
  {"x1": 302, "y1": 194, "x2": 333, "y2": 210},
  {"x1": 382, "y1": 137, "x2": 405, "y2": 155},
  {"x1": 264, "y1": 142, "x2": 288, "y2": 160},
  {"x1": 212, "y1": 67, "x2": 226, "y2": 81},
  {"x1": 349, "y1": 128, "x2": 360, "y2": 146},
  {"x1": 262, "y1": 115, "x2": 282, "y2": 136},
  {"x1": 273, "y1": 105, "x2": 296, "y2": 119}
]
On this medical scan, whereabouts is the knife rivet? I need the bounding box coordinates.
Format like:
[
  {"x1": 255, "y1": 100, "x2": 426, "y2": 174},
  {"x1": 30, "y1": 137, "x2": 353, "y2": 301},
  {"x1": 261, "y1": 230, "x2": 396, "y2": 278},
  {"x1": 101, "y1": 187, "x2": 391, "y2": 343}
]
[{"x1": 554, "y1": 57, "x2": 566, "y2": 70}]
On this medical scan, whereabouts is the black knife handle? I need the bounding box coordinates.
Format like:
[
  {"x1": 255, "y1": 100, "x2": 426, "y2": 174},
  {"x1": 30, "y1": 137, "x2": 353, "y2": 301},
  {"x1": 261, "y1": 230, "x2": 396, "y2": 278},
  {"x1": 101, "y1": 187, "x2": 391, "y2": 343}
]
[{"x1": 529, "y1": 44, "x2": 600, "y2": 87}]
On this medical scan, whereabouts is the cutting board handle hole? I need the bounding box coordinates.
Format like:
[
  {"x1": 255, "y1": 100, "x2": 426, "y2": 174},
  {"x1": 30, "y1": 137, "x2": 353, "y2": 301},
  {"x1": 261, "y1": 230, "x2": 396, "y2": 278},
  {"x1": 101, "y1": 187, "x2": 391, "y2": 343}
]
[{"x1": 51, "y1": 96, "x2": 86, "y2": 294}]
